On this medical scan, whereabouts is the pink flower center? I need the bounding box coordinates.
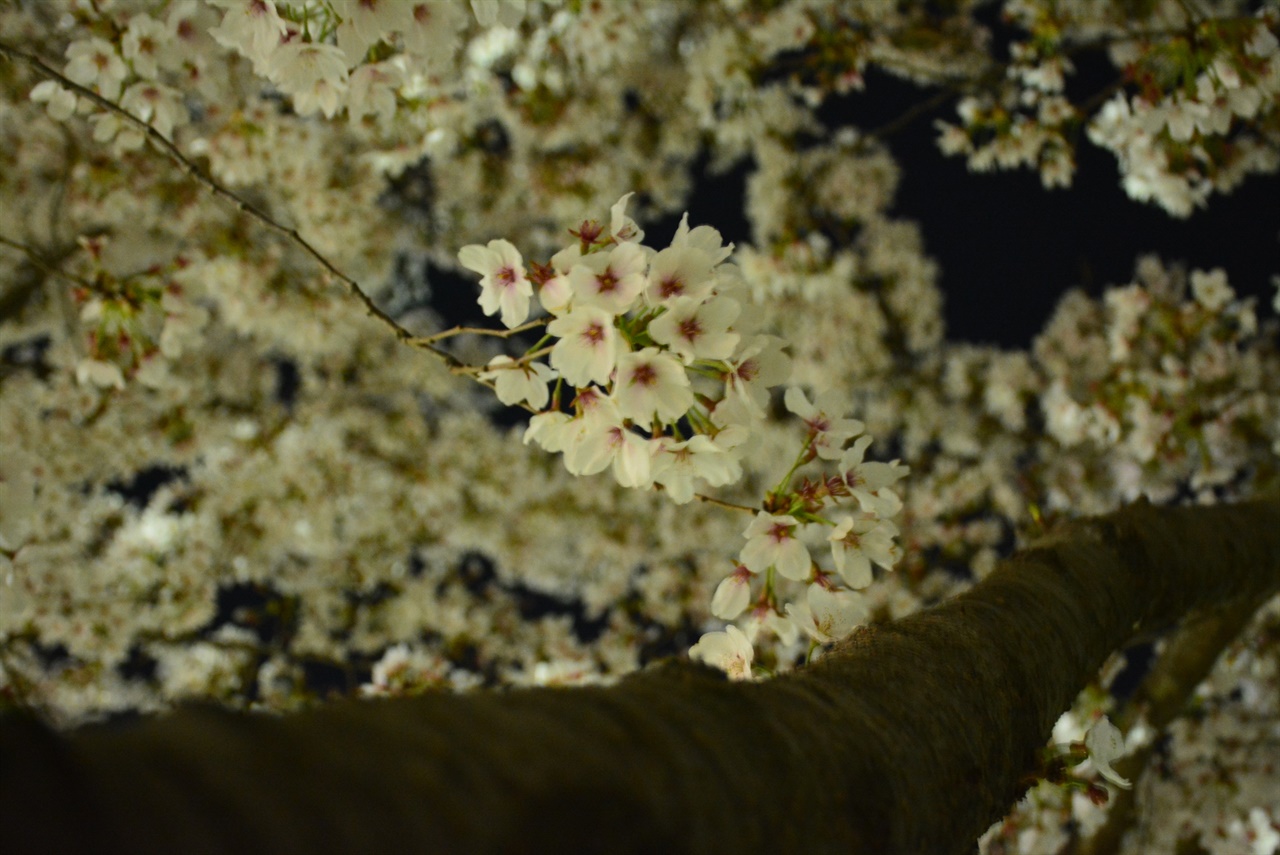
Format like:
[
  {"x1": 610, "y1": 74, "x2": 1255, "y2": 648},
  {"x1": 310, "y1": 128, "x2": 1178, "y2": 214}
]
[
  {"x1": 581, "y1": 322, "x2": 606, "y2": 346},
  {"x1": 678, "y1": 317, "x2": 703, "y2": 342},
  {"x1": 595, "y1": 269, "x2": 619, "y2": 294},
  {"x1": 629, "y1": 363, "x2": 657, "y2": 388},
  {"x1": 767, "y1": 522, "x2": 792, "y2": 543},
  {"x1": 659, "y1": 276, "x2": 684, "y2": 299}
]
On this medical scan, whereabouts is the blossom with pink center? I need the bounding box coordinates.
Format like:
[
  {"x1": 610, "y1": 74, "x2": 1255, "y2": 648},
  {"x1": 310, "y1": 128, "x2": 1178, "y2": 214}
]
[
  {"x1": 609, "y1": 192, "x2": 645, "y2": 243},
  {"x1": 786, "y1": 584, "x2": 867, "y2": 643},
  {"x1": 547, "y1": 306, "x2": 620, "y2": 387},
  {"x1": 402, "y1": 2, "x2": 467, "y2": 61},
  {"x1": 710, "y1": 565, "x2": 753, "y2": 619},
  {"x1": 64, "y1": 37, "x2": 129, "y2": 100},
  {"x1": 209, "y1": 0, "x2": 287, "y2": 73},
  {"x1": 479, "y1": 356, "x2": 557, "y2": 410},
  {"x1": 688, "y1": 625, "x2": 753, "y2": 680},
  {"x1": 651, "y1": 427, "x2": 746, "y2": 504},
  {"x1": 645, "y1": 245, "x2": 715, "y2": 305},
  {"x1": 568, "y1": 242, "x2": 647, "y2": 315},
  {"x1": 267, "y1": 41, "x2": 349, "y2": 118},
  {"x1": 784, "y1": 388, "x2": 865, "y2": 460},
  {"x1": 647, "y1": 295, "x2": 740, "y2": 364},
  {"x1": 839, "y1": 435, "x2": 910, "y2": 516},
  {"x1": 740, "y1": 512, "x2": 811, "y2": 580},
  {"x1": 827, "y1": 514, "x2": 901, "y2": 588},
  {"x1": 724, "y1": 335, "x2": 792, "y2": 416},
  {"x1": 612, "y1": 347, "x2": 694, "y2": 424},
  {"x1": 458, "y1": 239, "x2": 533, "y2": 328},
  {"x1": 122, "y1": 15, "x2": 169, "y2": 79},
  {"x1": 564, "y1": 413, "x2": 656, "y2": 488}
]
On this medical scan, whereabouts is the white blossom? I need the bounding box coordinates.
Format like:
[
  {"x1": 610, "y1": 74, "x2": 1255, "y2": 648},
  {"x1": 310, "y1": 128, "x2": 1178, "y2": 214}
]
[
  {"x1": 458, "y1": 239, "x2": 534, "y2": 328},
  {"x1": 740, "y1": 512, "x2": 811, "y2": 580},
  {"x1": 688, "y1": 625, "x2": 753, "y2": 680},
  {"x1": 1083, "y1": 716, "x2": 1132, "y2": 790}
]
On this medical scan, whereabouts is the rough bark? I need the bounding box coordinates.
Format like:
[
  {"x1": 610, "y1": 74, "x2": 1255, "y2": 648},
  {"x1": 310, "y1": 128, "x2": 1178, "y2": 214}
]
[{"x1": 4, "y1": 497, "x2": 1280, "y2": 854}]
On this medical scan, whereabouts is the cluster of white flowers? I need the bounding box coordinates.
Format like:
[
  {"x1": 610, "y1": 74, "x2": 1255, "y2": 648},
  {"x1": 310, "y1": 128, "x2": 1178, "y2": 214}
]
[
  {"x1": 458, "y1": 195, "x2": 909, "y2": 676},
  {"x1": 938, "y1": 4, "x2": 1280, "y2": 211}
]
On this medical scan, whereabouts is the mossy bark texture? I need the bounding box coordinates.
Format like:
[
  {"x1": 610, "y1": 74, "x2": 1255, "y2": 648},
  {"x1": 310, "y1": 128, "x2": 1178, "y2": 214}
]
[{"x1": 4, "y1": 497, "x2": 1280, "y2": 854}]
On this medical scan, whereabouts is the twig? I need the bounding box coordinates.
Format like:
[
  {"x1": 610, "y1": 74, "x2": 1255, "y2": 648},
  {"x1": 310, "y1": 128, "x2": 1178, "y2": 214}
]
[
  {"x1": 411, "y1": 318, "x2": 548, "y2": 345},
  {"x1": 0, "y1": 41, "x2": 466, "y2": 371},
  {"x1": 694, "y1": 494, "x2": 758, "y2": 513}
]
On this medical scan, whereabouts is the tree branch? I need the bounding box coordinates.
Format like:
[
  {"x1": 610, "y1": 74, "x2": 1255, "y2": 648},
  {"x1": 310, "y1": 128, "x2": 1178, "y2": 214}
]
[{"x1": 4, "y1": 497, "x2": 1279, "y2": 854}]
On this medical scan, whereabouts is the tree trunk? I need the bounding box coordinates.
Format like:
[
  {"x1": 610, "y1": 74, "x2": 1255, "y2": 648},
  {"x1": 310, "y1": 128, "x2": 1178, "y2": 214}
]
[{"x1": 4, "y1": 497, "x2": 1279, "y2": 854}]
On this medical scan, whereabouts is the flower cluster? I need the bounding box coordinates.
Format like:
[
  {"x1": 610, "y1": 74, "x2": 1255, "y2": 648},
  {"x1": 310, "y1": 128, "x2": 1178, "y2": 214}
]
[
  {"x1": 691, "y1": 387, "x2": 908, "y2": 677},
  {"x1": 459, "y1": 197, "x2": 909, "y2": 677},
  {"x1": 461, "y1": 193, "x2": 774, "y2": 500},
  {"x1": 936, "y1": 6, "x2": 1280, "y2": 213}
]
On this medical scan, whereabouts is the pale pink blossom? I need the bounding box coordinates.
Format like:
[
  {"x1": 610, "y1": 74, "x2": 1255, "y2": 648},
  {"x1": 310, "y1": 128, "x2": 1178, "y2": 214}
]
[
  {"x1": 547, "y1": 306, "x2": 620, "y2": 387},
  {"x1": 645, "y1": 245, "x2": 716, "y2": 305},
  {"x1": 458, "y1": 239, "x2": 533, "y2": 328},
  {"x1": 839, "y1": 436, "x2": 909, "y2": 516},
  {"x1": 651, "y1": 428, "x2": 746, "y2": 504},
  {"x1": 122, "y1": 15, "x2": 170, "y2": 79},
  {"x1": 30, "y1": 81, "x2": 76, "y2": 121},
  {"x1": 786, "y1": 584, "x2": 867, "y2": 643},
  {"x1": 609, "y1": 192, "x2": 644, "y2": 243},
  {"x1": 479, "y1": 356, "x2": 557, "y2": 410},
  {"x1": 1084, "y1": 716, "x2": 1132, "y2": 790},
  {"x1": 827, "y1": 515, "x2": 900, "y2": 589},
  {"x1": 208, "y1": 0, "x2": 287, "y2": 71},
  {"x1": 612, "y1": 348, "x2": 694, "y2": 424},
  {"x1": 784, "y1": 388, "x2": 865, "y2": 460},
  {"x1": 268, "y1": 42, "x2": 349, "y2": 118},
  {"x1": 332, "y1": 0, "x2": 411, "y2": 67},
  {"x1": 710, "y1": 566, "x2": 753, "y2": 619},
  {"x1": 740, "y1": 512, "x2": 811, "y2": 580},
  {"x1": 346, "y1": 62, "x2": 403, "y2": 128},
  {"x1": 403, "y1": 2, "x2": 468, "y2": 62},
  {"x1": 647, "y1": 296, "x2": 740, "y2": 363},
  {"x1": 669, "y1": 211, "x2": 733, "y2": 265},
  {"x1": 568, "y1": 242, "x2": 647, "y2": 315},
  {"x1": 64, "y1": 38, "x2": 128, "y2": 100},
  {"x1": 724, "y1": 336, "x2": 792, "y2": 416},
  {"x1": 688, "y1": 625, "x2": 753, "y2": 680}
]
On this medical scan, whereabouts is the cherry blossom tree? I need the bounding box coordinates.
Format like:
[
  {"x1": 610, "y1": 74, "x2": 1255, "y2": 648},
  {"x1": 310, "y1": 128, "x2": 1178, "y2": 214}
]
[{"x1": 1, "y1": 1, "x2": 1279, "y2": 852}]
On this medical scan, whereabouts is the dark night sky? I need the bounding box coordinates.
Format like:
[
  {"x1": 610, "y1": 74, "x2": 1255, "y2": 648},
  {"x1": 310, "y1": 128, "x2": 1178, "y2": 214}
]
[
  {"x1": 432, "y1": 68, "x2": 1279, "y2": 353},
  {"x1": 886, "y1": 89, "x2": 1280, "y2": 349},
  {"x1": 674, "y1": 67, "x2": 1280, "y2": 351}
]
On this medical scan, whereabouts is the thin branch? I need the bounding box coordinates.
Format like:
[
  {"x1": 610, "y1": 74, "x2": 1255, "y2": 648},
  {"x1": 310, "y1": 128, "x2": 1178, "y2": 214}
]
[
  {"x1": 0, "y1": 41, "x2": 466, "y2": 371},
  {"x1": 693, "y1": 493, "x2": 758, "y2": 513},
  {"x1": 410, "y1": 318, "x2": 548, "y2": 346}
]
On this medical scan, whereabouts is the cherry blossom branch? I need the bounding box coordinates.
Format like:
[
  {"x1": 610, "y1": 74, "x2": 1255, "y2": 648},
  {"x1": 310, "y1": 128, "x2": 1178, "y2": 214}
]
[
  {"x1": 409, "y1": 318, "x2": 548, "y2": 346},
  {"x1": 693, "y1": 494, "x2": 758, "y2": 513},
  {"x1": 0, "y1": 41, "x2": 472, "y2": 373},
  {"x1": 450, "y1": 345, "x2": 555, "y2": 377}
]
